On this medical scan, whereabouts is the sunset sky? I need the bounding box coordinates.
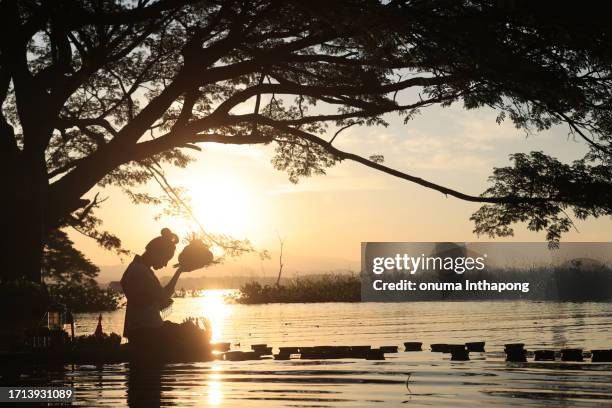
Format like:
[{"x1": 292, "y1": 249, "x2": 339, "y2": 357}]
[{"x1": 68, "y1": 96, "x2": 612, "y2": 282}]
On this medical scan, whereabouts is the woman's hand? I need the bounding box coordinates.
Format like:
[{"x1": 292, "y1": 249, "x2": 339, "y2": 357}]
[{"x1": 163, "y1": 267, "x2": 183, "y2": 298}]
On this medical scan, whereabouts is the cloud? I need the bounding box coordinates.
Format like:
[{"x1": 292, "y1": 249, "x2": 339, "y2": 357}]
[
  {"x1": 327, "y1": 106, "x2": 525, "y2": 171},
  {"x1": 202, "y1": 143, "x2": 271, "y2": 162},
  {"x1": 266, "y1": 173, "x2": 389, "y2": 195}
]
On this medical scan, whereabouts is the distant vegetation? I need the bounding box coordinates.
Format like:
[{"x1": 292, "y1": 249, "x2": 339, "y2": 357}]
[
  {"x1": 0, "y1": 279, "x2": 122, "y2": 316},
  {"x1": 233, "y1": 260, "x2": 612, "y2": 304},
  {"x1": 42, "y1": 230, "x2": 123, "y2": 312},
  {"x1": 47, "y1": 283, "x2": 123, "y2": 312},
  {"x1": 235, "y1": 274, "x2": 361, "y2": 304},
  {"x1": 0, "y1": 280, "x2": 49, "y2": 329}
]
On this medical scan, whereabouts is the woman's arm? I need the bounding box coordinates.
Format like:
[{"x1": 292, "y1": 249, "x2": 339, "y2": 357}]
[{"x1": 163, "y1": 267, "x2": 183, "y2": 298}]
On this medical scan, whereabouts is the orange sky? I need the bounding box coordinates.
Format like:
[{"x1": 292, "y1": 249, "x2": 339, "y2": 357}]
[{"x1": 68, "y1": 101, "x2": 612, "y2": 282}]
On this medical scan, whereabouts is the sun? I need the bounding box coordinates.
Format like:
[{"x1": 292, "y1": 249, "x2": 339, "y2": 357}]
[{"x1": 182, "y1": 175, "x2": 260, "y2": 238}]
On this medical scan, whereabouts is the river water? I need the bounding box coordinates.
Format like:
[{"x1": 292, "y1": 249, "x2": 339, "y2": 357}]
[{"x1": 37, "y1": 292, "x2": 612, "y2": 406}]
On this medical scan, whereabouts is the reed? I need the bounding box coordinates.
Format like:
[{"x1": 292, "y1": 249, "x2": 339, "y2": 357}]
[{"x1": 235, "y1": 274, "x2": 361, "y2": 304}]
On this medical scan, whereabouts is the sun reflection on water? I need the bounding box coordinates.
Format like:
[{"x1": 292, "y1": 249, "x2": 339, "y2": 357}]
[
  {"x1": 207, "y1": 370, "x2": 223, "y2": 405},
  {"x1": 195, "y1": 289, "x2": 234, "y2": 342}
]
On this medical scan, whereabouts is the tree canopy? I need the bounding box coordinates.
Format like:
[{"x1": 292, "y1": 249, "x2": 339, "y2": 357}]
[{"x1": 1, "y1": 0, "x2": 611, "y2": 282}]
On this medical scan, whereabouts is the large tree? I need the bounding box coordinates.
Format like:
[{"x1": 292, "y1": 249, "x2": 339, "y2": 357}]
[{"x1": 1, "y1": 0, "x2": 611, "y2": 283}]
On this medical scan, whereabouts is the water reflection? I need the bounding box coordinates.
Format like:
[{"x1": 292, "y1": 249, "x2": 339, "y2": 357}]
[
  {"x1": 195, "y1": 289, "x2": 234, "y2": 342},
  {"x1": 207, "y1": 371, "x2": 223, "y2": 405},
  {"x1": 60, "y1": 299, "x2": 612, "y2": 407},
  {"x1": 126, "y1": 362, "x2": 164, "y2": 407}
]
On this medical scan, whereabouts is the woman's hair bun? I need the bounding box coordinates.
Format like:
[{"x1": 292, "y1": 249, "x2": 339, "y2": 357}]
[{"x1": 160, "y1": 227, "x2": 179, "y2": 244}]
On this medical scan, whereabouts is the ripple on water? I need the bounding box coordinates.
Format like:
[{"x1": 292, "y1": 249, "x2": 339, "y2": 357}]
[{"x1": 10, "y1": 299, "x2": 612, "y2": 407}]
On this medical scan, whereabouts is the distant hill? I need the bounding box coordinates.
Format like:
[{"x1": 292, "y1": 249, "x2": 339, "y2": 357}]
[
  {"x1": 107, "y1": 272, "x2": 355, "y2": 292},
  {"x1": 97, "y1": 252, "x2": 358, "y2": 284}
]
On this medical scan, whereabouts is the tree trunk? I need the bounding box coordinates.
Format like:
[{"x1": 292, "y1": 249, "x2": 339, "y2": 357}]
[
  {"x1": 276, "y1": 235, "x2": 284, "y2": 286},
  {"x1": 3, "y1": 209, "x2": 45, "y2": 283},
  {"x1": 1, "y1": 158, "x2": 48, "y2": 283}
]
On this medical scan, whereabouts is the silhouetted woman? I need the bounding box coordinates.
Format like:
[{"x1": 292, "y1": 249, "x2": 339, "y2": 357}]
[
  {"x1": 120, "y1": 228, "x2": 184, "y2": 346},
  {"x1": 120, "y1": 228, "x2": 213, "y2": 364}
]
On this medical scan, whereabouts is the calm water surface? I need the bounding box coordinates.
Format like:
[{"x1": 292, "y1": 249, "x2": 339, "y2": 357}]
[{"x1": 39, "y1": 292, "x2": 612, "y2": 406}]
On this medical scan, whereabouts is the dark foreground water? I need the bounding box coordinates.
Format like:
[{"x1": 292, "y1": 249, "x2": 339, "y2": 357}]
[{"x1": 21, "y1": 294, "x2": 612, "y2": 406}]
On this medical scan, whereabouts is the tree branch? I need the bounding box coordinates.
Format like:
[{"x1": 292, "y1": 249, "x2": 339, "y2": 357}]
[
  {"x1": 205, "y1": 75, "x2": 458, "y2": 119},
  {"x1": 230, "y1": 114, "x2": 553, "y2": 205}
]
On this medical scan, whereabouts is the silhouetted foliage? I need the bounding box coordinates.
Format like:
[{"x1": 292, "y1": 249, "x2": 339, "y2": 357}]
[
  {"x1": 43, "y1": 229, "x2": 122, "y2": 311},
  {"x1": 1, "y1": 0, "x2": 611, "y2": 282},
  {"x1": 43, "y1": 229, "x2": 100, "y2": 284},
  {"x1": 471, "y1": 152, "x2": 612, "y2": 244},
  {"x1": 0, "y1": 280, "x2": 49, "y2": 328},
  {"x1": 47, "y1": 283, "x2": 122, "y2": 312},
  {"x1": 236, "y1": 274, "x2": 361, "y2": 304}
]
